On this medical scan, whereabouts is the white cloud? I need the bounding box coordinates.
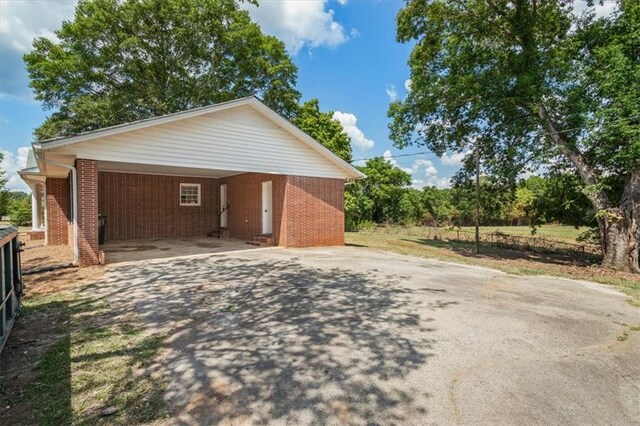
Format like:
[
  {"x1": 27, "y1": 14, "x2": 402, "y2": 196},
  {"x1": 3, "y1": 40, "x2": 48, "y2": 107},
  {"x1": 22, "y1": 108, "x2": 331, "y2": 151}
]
[
  {"x1": 385, "y1": 84, "x2": 398, "y2": 102},
  {"x1": 573, "y1": 0, "x2": 617, "y2": 18},
  {"x1": 243, "y1": 1, "x2": 350, "y2": 54},
  {"x1": 337, "y1": 0, "x2": 348, "y2": 5},
  {"x1": 350, "y1": 27, "x2": 360, "y2": 38},
  {"x1": 382, "y1": 150, "x2": 412, "y2": 174},
  {"x1": 333, "y1": 111, "x2": 374, "y2": 150},
  {"x1": 412, "y1": 159, "x2": 438, "y2": 177},
  {"x1": 440, "y1": 151, "x2": 470, "y2": 166},
  {"x1": 383, "y1": 151, "x2": 451, "y2": 189},
  {"x1": 1, "y1": 147, "x2": 31, "y2": 192},
  {"x1": 0, "y1": 0, "x2": 76, "y2": 98},
  {"x1": 426, "y1": 176, "x2": 451, "y2": 189},
  {"x1": 404, "y1": 79, "x2": 412, "y2": 92}
]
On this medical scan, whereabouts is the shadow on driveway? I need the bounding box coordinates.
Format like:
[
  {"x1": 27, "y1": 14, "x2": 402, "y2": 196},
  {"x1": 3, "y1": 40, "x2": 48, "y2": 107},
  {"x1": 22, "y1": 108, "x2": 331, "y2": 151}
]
[{"x1": 89, "y1": 253, "x2": 440, "y2": 424}]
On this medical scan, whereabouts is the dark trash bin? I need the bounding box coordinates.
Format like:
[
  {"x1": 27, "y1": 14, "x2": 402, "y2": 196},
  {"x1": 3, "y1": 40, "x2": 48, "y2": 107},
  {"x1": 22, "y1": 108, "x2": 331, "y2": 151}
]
[{"x1": 98, "y1": 214, "x2": 107, "y2": 245}]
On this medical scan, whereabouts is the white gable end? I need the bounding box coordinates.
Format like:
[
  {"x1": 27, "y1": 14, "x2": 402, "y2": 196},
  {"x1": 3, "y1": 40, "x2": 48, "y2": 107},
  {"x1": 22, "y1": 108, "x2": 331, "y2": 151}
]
[{"x1": 52, "y1": 104, "x2": 356, "y2": 179}]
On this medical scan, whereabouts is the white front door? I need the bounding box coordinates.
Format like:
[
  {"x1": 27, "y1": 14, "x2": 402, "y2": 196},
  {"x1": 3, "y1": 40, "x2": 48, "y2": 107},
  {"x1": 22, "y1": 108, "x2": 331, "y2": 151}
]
[
  {"x1": 220, "y1": 184, "x2": 228, "y2": 227},
  {"x1": 262, "y1": 180, "x2": 272, "y2": 234}
]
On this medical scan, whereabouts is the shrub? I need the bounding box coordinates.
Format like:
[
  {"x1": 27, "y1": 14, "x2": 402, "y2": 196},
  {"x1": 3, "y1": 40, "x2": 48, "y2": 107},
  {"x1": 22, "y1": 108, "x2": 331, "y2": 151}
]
[{"x1": 9, "y1": 197, "x2": 32, "y2": 226}]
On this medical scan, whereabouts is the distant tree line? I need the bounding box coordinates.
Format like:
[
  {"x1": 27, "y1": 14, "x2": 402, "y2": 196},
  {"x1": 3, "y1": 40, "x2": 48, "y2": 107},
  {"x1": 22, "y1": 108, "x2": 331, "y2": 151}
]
[
  {"x1": 0, "y1": 152, "x2": 32, "y2": 226},
  {"x1": 345, "y1": 157, "x2": 593, "y2": 238}
]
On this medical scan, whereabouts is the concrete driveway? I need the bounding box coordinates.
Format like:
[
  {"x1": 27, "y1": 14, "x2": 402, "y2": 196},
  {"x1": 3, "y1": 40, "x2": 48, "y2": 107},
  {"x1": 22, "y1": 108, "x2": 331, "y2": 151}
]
[{"x1": 92, "y1": 246, "x2": 640, "y2": 425}]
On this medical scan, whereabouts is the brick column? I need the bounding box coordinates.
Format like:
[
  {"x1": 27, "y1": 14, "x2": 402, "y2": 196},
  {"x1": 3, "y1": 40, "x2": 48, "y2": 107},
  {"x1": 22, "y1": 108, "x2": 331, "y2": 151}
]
[
  {"x1": 45, "y1": 177, "x2": 70, "y2": 245},
  {"x1": 76, "y1": 159, "x2": 100, "y2": 266}
]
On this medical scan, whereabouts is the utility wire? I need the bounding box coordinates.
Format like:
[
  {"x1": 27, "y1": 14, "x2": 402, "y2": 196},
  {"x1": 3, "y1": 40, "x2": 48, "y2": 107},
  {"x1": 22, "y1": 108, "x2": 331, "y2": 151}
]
[{"x1": 350, "y1": 114, "x2": 640, "y2": 164}]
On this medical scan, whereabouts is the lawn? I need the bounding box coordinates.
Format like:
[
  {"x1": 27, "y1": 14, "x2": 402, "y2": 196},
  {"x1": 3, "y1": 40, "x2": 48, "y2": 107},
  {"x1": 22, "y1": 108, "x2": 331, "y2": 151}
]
[
  {"x1": 346, "y1": 232, "x2": 640, "y2": 307},
  {"x1": 0, "y1": 241, "x2": 169, "y2": 425}
]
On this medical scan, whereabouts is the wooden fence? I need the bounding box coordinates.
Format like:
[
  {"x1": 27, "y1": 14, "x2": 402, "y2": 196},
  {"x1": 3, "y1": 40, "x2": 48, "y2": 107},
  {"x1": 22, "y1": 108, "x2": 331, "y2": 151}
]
[{"x1": 1, "y1": 227, "x2": 23, "y2": 352}]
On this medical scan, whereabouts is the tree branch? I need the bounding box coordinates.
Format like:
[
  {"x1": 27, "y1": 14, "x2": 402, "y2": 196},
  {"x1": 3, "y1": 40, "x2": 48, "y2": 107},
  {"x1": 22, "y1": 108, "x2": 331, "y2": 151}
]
[{"x1": 535, "y1": 104, "x2": 611, "y2": 210}]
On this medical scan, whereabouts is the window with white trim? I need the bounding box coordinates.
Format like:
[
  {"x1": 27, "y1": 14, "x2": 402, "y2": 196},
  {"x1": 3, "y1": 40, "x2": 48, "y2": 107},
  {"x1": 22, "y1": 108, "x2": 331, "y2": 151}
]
[{"x1": 180, "y1": 183, "x2": 201, "y2": 206}]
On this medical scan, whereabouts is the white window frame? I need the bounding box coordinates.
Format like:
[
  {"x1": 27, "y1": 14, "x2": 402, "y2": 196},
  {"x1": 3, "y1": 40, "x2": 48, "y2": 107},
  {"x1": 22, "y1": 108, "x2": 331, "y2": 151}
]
[{"x1": 180, "y1": 183, "x2": 201, "y2": 206}]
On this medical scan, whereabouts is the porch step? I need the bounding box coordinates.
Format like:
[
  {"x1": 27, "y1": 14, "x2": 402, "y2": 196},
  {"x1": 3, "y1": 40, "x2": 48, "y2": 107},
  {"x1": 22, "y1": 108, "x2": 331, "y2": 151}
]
[{"x1": 246, "y1": 234, "x2": 274, "y2": 247}]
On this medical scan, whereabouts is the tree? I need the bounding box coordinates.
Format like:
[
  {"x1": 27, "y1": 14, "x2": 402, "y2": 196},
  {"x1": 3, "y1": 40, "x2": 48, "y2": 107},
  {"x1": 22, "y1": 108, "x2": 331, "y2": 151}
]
[
  {"x1": 421, "y1": 186, "x2": 454, "y2": 227},
  {"x1": 8, "y1": 196, "x2": 32, "y2": 227},
  {"x1": 293, "y1": 99, "x2": 352, "y2": 162},
  {"x1": 0, "y1": 151, "x2": 8, "y2": 218},
  {"x1": 390, "y1": 0, "x2": 640, "y2": 271},
  {"x1": 24, "y1": 0, "x2": 301, "y2": 140},
  {"x1": 450, "y1": 177, "x2": 513, "y2": 226},
  {"x1": 346, "y1": 158, "x2": 412, "y2": 226},
  {"x1": 508, "y1": 186, "x2": 536, "y2": 226}
]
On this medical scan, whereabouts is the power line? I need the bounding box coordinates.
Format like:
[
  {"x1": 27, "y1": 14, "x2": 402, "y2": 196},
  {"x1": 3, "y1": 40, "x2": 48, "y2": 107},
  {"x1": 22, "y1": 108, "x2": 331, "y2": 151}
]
[
  {"x1": 350, "y1": 151, "x2": 432, "y2": 163},
  {"x1": 350, "y1": 114, "x2": 640, "y2": 164}
]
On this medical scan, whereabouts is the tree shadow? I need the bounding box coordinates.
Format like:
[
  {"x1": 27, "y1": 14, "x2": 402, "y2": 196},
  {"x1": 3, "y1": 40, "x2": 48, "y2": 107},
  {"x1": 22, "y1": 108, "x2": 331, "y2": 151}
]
[
  {"x1": 407, "y1": 238, "x2": 600, "y2": 267},
  {"x1": 89, "y1": 254, "x2": 440, "y2": 424}
]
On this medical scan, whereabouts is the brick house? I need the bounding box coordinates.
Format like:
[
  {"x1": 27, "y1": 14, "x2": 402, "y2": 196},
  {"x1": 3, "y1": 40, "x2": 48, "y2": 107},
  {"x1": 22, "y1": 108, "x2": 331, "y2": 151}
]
[{"x1": 19, "y1": 96, "x2": 364, "y2": 266}]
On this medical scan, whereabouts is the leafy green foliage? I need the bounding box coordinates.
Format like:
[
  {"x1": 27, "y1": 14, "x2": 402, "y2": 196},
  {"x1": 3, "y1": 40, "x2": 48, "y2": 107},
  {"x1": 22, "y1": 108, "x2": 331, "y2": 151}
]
[
  {"x1": 573, "y1": 0, "x2": 640, "y2": 175},
  {"x1": 389, "y1": 0, "x2": 640, "y2": 270},
  {"x1": 8, "y1": 192, "x2": 32, "y2": 226},
  {"x1": 421, "y1": 186, "x2": 453, "y2": 227},
  {"x1": 292, "y1": 99, "x2": 352, "y2": 162},
  {"x1": 25, "y1": 0, "x2": 300, "y2": 140},
  {"x1": 347, "y1": 158, "x2": 412, "y2": 225},
  {"x1": 0, "y1": 151, "x2": 7, "y2": 217},
  {"x1": 345, "y1": 169, "x2": 592, "y2": 232},
  {"x1": 389, "y1": 0, "x2": 638, "y2": 202}
]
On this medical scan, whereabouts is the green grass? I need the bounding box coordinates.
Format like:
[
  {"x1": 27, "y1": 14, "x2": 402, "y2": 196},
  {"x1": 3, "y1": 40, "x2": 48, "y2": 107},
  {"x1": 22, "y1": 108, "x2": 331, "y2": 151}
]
[{"x1": 17, "y1": 289, "x2": 169, "y2": 425}]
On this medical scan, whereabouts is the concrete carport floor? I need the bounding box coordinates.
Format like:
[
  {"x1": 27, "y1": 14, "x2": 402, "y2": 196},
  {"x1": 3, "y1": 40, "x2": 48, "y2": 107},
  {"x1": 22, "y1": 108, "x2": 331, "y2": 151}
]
[
  {"x1": 88, "y1": 246, "x2": 640, "y2": 425},
  {"x1": 100, "y1": 237, "x2": 257, "y2": 264}
]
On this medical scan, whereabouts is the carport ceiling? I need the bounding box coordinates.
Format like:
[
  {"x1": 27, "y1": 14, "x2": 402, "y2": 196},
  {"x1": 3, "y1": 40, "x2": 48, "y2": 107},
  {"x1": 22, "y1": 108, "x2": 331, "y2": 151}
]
[{"x1": 97, "y1": 160, "x2": 245, "y2": 178}]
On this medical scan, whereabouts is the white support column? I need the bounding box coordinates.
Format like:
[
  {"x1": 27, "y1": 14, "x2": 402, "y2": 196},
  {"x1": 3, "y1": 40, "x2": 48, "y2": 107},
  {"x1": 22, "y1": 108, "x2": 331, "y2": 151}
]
[{"x1": 31, "y1": 185, "x2": 42, "y2": 231}]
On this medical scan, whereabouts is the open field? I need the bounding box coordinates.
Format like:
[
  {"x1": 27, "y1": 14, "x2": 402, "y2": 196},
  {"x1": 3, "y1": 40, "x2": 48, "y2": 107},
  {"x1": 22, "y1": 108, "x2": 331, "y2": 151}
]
[
  {"x1": 370, "y1": 224, "x2": 589, "y2": 244},
  {"x1": 346, "y1": 232, "x2": 640, "y2": 306},
  {"x1": 456, "y1": 224, "x2": 588, "y2": 243}
]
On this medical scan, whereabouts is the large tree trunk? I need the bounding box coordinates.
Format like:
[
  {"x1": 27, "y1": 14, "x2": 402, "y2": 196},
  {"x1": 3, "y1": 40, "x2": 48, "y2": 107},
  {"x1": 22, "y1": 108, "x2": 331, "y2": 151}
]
[
  {"x1": 599, "y1": 172, "x2": 640, "y2": 272},
  {"x1": 535, "y1": 105, "x2": 639, "y2": 272}
]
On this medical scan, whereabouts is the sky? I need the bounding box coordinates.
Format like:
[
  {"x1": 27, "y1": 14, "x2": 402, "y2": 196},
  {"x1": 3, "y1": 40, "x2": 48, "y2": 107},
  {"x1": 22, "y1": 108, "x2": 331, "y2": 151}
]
[{"x1": 0, "y1": 0, "x2": 616, "y2": 192}]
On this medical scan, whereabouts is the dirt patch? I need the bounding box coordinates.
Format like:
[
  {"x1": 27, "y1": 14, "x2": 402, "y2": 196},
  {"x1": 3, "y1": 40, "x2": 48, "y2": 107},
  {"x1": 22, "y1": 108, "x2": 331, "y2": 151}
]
[{"x1": 0, "y1": 243, "x2": 105, "y2": 424}]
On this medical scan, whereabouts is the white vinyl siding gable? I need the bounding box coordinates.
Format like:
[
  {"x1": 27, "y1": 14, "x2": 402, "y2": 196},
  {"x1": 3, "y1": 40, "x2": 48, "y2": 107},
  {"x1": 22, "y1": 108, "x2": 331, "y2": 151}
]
[{"x1": 53, "y1": 105, "x2": 353, "y2": 179}]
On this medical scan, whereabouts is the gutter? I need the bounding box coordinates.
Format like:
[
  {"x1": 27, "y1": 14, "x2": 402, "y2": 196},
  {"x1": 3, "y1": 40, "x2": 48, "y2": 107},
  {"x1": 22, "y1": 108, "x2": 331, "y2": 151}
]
[{"x1": 33, "y1": 149, "x2": 79, "y2": 265}]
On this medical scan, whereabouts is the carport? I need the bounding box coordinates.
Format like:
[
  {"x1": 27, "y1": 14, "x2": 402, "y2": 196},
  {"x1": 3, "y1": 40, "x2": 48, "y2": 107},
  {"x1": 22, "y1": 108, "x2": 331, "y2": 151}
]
[
  {"x1": 18, "y1": 97, "x2": 363, "y2": 266},
  {"x1": 100, "y1": 237, "x2": 259, "y2": 264}
]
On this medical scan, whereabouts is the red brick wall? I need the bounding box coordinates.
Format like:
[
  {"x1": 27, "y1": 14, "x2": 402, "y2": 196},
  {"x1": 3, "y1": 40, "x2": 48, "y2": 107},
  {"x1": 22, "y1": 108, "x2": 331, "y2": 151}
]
[
  {"x1": 98, "y1": 172, "x2": 219, "y2": 241},
  {"x1": 284, "y1": 176, "x2": 345, "y2": 247},
  {"x1": 45, "y1": 177, "x2": 70, "y2": 245},
  {"x1": 220, "y1": 173, "x2": 287, "y2": 244},
  {"x1": 221, "y1": 173, "x2": 344, "y2": 247},
  {"x1": 77, "y1": 159, "x2": 100, "y2": 266}
]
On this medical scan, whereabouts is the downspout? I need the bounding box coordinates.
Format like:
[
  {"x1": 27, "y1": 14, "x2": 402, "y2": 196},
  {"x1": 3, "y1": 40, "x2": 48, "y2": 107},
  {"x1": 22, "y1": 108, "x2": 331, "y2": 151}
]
[{"x1": 34, "y1": 150, "x2": 79, "y2": 265}]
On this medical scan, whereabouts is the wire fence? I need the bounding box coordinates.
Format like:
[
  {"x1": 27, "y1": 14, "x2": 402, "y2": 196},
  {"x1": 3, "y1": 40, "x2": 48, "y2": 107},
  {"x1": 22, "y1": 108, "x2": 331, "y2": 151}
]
[{"x1": 362, "y1": 225, "x2": 601, "y2": 261}]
